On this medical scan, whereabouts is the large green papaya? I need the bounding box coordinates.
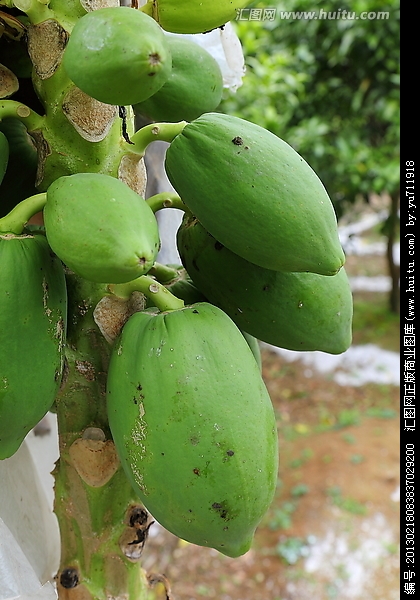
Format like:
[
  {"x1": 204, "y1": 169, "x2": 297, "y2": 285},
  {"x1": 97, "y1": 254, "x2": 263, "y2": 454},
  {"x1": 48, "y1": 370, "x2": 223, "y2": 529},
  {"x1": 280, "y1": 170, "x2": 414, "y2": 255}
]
[
  {"x1": 62, "y1": 7, "x2": 172, "y2": 106},
  {"x1": 165, "y1": 113, "x2": 345, "y2": 275},
  {"x1": 177, "y1": 216, "x2": 353, "y2": 354},
  {"x1": 0, "y1": 232, "x2": 67, "y2": 459},
  {"x1": 44, "y1": 173, "x2": 160, "y2": 283},
  {"x1": 134, "y1": 36, "x2": 223, "y2": 123},
  {"x1": 0, "y1": 131, "x2": 8, "y2": 186},
  {"x1": 107, "y1": 302, "x2": 278, "y2": 557},
  {"x1": 142, "y1": 0, "x2": 251, "y2": 34}
]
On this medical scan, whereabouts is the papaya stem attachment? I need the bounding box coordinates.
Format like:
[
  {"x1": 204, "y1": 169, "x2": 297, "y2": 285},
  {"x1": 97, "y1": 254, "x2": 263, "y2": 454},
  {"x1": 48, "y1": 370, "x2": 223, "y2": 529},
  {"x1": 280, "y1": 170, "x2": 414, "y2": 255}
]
[
  {"x1": 146, "y1": 192, "x2": 187, "y2": 214},
  {"x1": 0, "y1": 100, "x2": 44, "y2": 131},
  {"x1": 148, "y1": 262, "x2": 180, "y2": 284},
  {"x1": 0, "y1": 193, "x2": 47, "y2": 234},
  {"x1": 127, "y1": 121, "x2": 187, "y2": 156},
  {"x1": 109, "y1": 275, "x2": 184, "y2": 312}
]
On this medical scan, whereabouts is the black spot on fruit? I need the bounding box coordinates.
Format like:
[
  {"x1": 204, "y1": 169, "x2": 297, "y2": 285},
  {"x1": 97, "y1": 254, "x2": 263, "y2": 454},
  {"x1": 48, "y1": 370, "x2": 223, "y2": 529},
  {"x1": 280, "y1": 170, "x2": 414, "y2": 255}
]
[
  {"x1": 214, "y1": 241, "x2": 224, "y2": 251},
  {"x1": 193, "y1": 468, "x2": 200, "y2": 475},
  {"x1": 232, "y1": 136, "x2": 243, "y2": 145},
  {"x1": 211, "y1": 502, "x2": 228, "y2": 520},
  {"x1": 226, "y1": 450, "x2": 234, "y2": 456}
]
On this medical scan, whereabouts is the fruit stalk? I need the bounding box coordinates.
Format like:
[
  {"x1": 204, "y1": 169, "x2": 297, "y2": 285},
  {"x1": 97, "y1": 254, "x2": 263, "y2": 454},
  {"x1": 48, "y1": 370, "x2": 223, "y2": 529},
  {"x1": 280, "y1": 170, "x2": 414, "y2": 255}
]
[
  {"x1": 0, "y1": 192, "x2": 46, "y2": 234},
  {"x1": 53, "y1": 274, "x2": 156, "y2": 599},
  {"x1": 109, "y1": 275, "x2": 185, "y2": 312}
]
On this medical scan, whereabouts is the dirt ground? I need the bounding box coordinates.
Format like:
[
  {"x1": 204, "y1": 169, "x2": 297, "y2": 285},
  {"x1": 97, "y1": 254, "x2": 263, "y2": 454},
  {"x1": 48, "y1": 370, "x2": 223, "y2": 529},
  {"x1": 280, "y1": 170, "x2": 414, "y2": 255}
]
[{"x1": 141, "y1": 251, "x2": 400, "y2": 600}]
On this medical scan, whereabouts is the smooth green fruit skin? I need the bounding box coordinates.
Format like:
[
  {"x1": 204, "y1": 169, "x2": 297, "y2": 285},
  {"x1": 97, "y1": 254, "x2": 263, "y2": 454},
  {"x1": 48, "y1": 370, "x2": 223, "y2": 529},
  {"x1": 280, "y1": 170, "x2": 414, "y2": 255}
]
[
  {"x1": 44, "y1": 173, "x2": 160, "y2": 284},
  {"x1": 165, "y1": 113, "x2": 345, "y2": 275},
  {"x1": 0, "y1": 233, "x2": 67, "y2": 460},
  {"x1": 134, "y1": 36, "x2": 223, "y2": 122},
  {"x1": 0, "y1": 132, "x2": 8, "y2": 186},
  {"x1": 107, "y1": 303, "x2": 278, "y2": 557},
  {"x1": 62, "y1": 7, "x2": 172, "y2": 106},
  {"x1": 149, "y1": 0, "x2": 251, "y2": 34},
  {"x1": 177, "y1": 216, "x2": 353, "y2": 354},
  {"x1": 162, "y1": 265, "x2": 262, "y2": 369}
]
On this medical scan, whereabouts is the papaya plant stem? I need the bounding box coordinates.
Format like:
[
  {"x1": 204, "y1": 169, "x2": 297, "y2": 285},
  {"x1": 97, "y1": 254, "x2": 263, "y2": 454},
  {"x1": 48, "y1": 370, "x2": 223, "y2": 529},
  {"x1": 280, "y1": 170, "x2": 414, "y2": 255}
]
[
  {"x1": 126, "y1": 121, "x2": 187, "y2": 156},
  {"x1": 0, "y1": 193, "x2": 47, "y2": 234},
  {"x1": 146, "y1": 192, "x2": 187, "y2": 213},
  {"x1": 148, "y1": 262, "x2": 180, "y2": 283},
  {"x1": 53, "y1": 274, "x2": 156, "y2": 600},
  {"x1": 109, "y1": 275, "x2": 185, "y2": 312},
  {"x1": 0, "y1": 100, "x2": 44, "y2": 131},
  {"x1": 11, "y1": 0, "x2": 54, "y2": 23}
]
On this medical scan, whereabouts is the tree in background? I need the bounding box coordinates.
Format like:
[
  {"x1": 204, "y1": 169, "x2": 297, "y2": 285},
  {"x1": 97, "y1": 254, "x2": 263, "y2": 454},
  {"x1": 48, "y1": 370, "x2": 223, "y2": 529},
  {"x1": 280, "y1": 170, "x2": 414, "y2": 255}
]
[{"x1": 222, "y1": 0, "x2": 400, "y2": 312}]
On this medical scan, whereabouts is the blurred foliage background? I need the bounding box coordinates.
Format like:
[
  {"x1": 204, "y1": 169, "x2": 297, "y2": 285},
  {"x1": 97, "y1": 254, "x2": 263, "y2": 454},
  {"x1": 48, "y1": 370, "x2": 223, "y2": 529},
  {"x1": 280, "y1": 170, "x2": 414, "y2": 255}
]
[{"x1": 221, "y1": 0, "x2": 400, "y2": 310}]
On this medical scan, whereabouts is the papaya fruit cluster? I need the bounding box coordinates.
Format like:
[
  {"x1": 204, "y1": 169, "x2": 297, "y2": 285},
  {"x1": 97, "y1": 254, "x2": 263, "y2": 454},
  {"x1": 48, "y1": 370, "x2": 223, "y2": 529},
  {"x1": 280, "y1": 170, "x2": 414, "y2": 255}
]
[{"x1": 1, "y1": 0, "x2": 352, "y2": 572}]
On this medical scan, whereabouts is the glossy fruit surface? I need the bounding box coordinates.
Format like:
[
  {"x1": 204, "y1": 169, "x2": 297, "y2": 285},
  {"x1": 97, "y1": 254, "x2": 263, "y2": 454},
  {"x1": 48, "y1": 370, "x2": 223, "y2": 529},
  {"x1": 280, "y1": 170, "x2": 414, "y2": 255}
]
[
  {"x1": 165, "y1": 112, "x2": 345, "y2": 275},
  {"x1": 0, "y1": 233, "x2": 67, "y2": 459},
  {"x1": 107, "y1": 302, "x2": 278, "y2": 557},
  {"x1": 145, "y1": 0, "x2": 250, "y2": 34},
  {"x1": 44, "y1": 173, "x2": 160, "y2": 283},
  {"x1": 62, "y1": 6, "x2": 172, "y2": 105},
  {"x1": 134, "y1": 36, "x2": 223, "y2": 122},
  {"x1": 177, "y1": 216, "x2": 353, "y2": 354}
]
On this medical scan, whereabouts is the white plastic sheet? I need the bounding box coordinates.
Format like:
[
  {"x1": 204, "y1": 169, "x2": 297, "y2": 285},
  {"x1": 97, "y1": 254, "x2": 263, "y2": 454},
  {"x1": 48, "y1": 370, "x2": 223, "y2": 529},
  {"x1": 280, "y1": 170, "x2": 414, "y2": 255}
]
[{"x1": 0, "y1": 430, "x2": 60, "y2": 599}]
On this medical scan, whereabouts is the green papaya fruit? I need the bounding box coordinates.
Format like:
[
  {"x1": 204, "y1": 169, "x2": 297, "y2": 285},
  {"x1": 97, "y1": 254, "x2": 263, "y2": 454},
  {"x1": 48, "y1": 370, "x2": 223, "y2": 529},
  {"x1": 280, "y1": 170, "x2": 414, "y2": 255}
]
[
  {"x1": 62, "y1": 7, "x2": 172, "y2": 106},
  {"x1": 134, "y1": 36, "x2": 223, "y2": 123},
  {"x1": 241, "y1": 331, "x2": 262, "y2": 372},
  {"x1": 44, "y1": 173, "x2": 160, "y2": 284},
  {"x1": 143, "y1": 0, "x2": 251, "y2": 34},
  {"x1": 107, "y1": 302, "x2": 278, "y2": 557},
  {"x1": 161, "y1": 266, "x2": 263, "y2": 369},
  {"x1": 165, "y1": 113, "x2": 345, "y2": 276},
  {"x1": 0, "y1": 131, "x2": 8, "y2": 185},
  {"x1": 0, "y1": 119, "x2": 38, "y2": 218},
  {"x1": 177, "y1": 216, "x2": 353, "y2": 354},
  {"x1": 0, "y1": 232, "x2": 67, "y2": 459}
]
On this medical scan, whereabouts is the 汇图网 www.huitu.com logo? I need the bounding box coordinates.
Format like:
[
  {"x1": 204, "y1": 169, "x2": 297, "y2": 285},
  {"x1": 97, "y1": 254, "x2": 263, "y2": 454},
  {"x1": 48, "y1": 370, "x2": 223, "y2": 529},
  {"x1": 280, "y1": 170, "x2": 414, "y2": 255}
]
[{"x1": 235, "y1": 8, "x2": 390, "y2": 21}]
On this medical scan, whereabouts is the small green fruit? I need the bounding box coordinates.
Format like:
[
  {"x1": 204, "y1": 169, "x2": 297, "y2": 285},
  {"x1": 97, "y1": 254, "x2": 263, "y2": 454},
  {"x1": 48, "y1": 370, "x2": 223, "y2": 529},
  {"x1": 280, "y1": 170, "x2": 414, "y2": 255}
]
[
  {"x1": 177, "y1": 216, "x2": 353, "y2": 354},
  {"x1": 144, "y1": 0, "x2": 251, "y2": 34},
  {"x1": 44, "y1": 173, "x2": 160, "y2": 284},
  {"x1": 134, "y1": 36, "x2": 223, "y2": 122},
  {"x1": 62, "y1": 6, "x2": 172, "y2": 106}
]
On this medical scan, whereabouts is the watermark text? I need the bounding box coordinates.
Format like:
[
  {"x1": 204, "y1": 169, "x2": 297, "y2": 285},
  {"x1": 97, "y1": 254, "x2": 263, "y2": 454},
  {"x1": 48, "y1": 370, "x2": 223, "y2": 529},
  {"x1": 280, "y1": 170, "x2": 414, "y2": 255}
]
[{"x1": 236, "y1": 8, "x2": 390, "y2": 21}]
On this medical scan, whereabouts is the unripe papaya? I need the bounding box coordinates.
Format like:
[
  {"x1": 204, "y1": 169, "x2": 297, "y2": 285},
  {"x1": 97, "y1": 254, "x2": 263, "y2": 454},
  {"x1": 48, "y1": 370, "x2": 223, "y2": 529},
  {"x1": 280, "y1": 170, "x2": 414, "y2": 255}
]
[
  {"x1": 0, "y1": 233, "x2": 67, "y2": 459},
  {"x1": 177, "y1": 216, "x2": 353, "y2": 354},
  {"x1": 62, "y1": 7, "x2": 172, "y2": 106},
  {"x1": 162, "y1": 266, "x2": 263, "y2": 369},
  {"x1": 165, "y1": 113, "x2": 345, "y2": 275},
  {"x1": 143, "y1": 0, "x2": 251, "y2": 34},
  {"x1": 44, "y1": 173, "x2": 160, "y2": 284},
  {"x1": 107, "y1": 303, "x2": 278, "y2": 557},
  {"x1": 134, "y1": 36, "x2": 223, "y2": 123},
  {"x1": 0, "y1": 131, "x2": 8, "y2": 185}
]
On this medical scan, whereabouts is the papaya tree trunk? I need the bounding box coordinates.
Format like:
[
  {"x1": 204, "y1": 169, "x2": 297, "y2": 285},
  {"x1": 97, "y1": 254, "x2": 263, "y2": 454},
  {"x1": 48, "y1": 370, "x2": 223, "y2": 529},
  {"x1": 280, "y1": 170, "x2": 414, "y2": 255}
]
[{"x1": 53, "y1": 273, "x2": 157, "y2": 600}]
